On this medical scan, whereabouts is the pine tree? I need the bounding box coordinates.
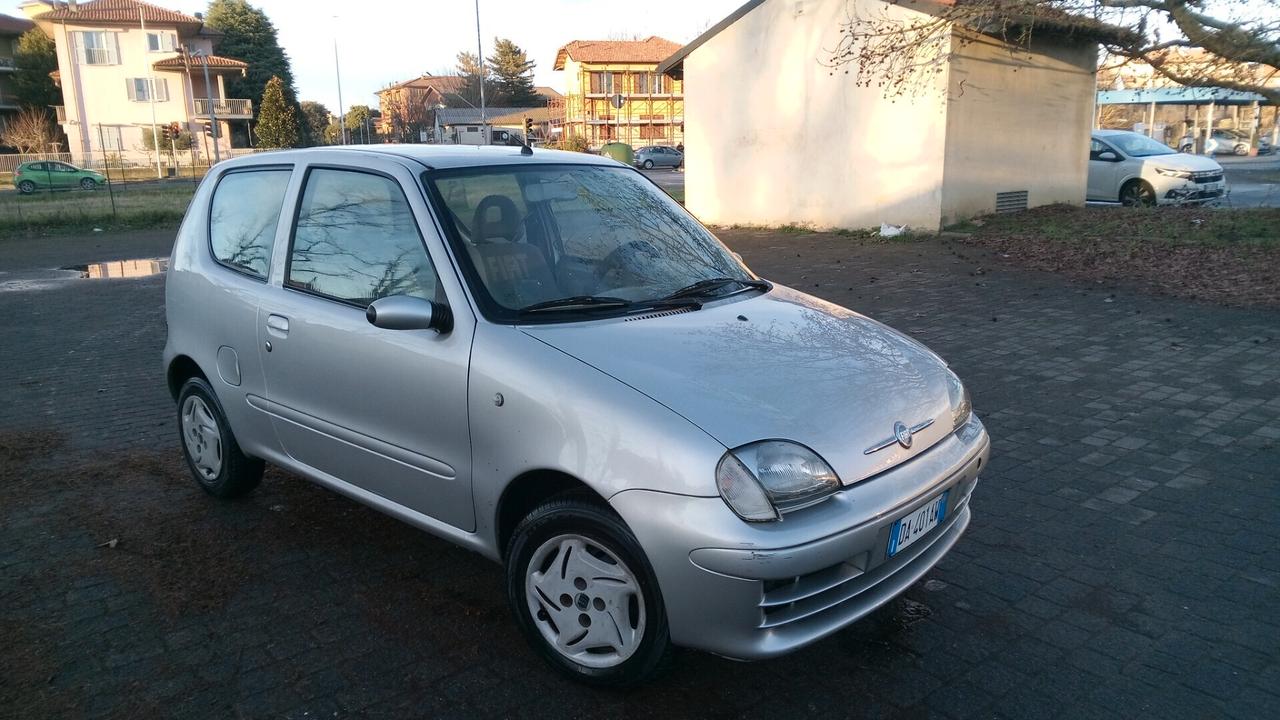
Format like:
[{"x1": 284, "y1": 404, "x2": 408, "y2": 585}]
[
  {"x1": 256, "y1": 76, "x2": 299, "y2": 148},
  {"x1": 487, "y1": 38, "x2": 538, "y2": 107},
  {"x1": 205, "y1": 0, "x2": 301, "y2": 123},
  {"x1": 13, "y1": 28, "x2": 62, "y2": 110},
  {"x1": 455, "y1": 51, "x2": 488, "y2": 108}
]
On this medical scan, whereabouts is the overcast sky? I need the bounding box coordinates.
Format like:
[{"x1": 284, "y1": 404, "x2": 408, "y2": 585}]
[{"x1": 3, "y1": 0, "x2": 744, "y2": 112}]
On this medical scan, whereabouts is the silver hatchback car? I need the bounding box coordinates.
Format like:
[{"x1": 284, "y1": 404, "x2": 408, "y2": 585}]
[{"x1": 165, "y1": 145, "x2": 988, "y2": 686}]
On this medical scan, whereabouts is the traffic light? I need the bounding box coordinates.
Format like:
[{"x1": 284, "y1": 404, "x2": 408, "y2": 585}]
[
  {"x1": 161, "y1": 124, "x2": 172, "y2": 141},
  {"x1": 524, "y1": 117, "x2": 534, "y2": 137},
  {"x1": 170, "y1": 122, "x2": 181, "y2": 139}
]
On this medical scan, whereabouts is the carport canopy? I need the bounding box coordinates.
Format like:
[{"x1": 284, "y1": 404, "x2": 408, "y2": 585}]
[{"x1": 1096, "y1": 88, "x2": 1272, "y2": 106}]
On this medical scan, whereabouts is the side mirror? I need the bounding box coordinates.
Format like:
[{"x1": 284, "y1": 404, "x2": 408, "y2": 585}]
[
  {"x1": 366, "y1": 295, "x2": 453, "y2": 334},
  {"x1": 1097, "y1": 151, "x2": 1119, "y2": 162}
]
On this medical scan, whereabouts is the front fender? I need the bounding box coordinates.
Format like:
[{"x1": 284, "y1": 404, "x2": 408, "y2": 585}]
[{"x1": 467, "y1": 324, "x2": 726, "y2": 553}]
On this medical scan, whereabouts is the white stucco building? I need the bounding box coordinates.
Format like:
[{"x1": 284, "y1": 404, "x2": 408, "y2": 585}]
[
  {"x1": 657, "y1": 0, "x2": 1106, "y2": 231},
  {"x1": 22, "y1": 0, "x2": 252, "y2": 164}
]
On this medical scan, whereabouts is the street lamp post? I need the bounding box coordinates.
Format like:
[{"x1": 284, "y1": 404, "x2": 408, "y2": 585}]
[{"x1": 192, "y1": 49, "x2": 220, "y2": 164}]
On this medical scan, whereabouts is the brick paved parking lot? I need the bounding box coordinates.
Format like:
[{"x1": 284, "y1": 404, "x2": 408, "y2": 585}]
[{"x1": 1, "y1": 227, "x2": 1277, "y2": 719}]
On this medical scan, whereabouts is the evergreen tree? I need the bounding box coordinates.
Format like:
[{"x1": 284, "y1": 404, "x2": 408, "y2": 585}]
[
  {"x1": 13, "y1": 28, "x2": 62, "y2": 109},
  {"x1": 205, "y1": 1, "x2": 297, "y2": 115},
  {"x1": 487, "y1": 39, "x2": 538, "y2": 107},
  {"x1": 299, "y1": 101, "x2": 331, "y2": 146},
  {"x1": 256, "y1": 76, "x2": 299, "y2": 148},
  {"x1": 455, "y1": 51, "x2": 487, "y2": 108}
]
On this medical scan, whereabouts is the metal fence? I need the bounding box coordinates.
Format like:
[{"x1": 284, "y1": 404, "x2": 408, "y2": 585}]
[{"x1": 0, "y1": 148, "x2": 267, "y2": 175}]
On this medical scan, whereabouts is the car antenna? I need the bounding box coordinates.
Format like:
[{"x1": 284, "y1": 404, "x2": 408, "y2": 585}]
[{"x1": 520, "y1": 138, "x2": 533, "y2": 156}]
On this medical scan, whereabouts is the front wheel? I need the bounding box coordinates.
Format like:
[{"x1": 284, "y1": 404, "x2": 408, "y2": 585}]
[
  {"x1": 1234, "y1": 143, "x2": 1250, "y2": 156},
  {"x1": 642, "y1": 159, "x2": 655, "y2": 169},
  {"x1": 506, "y1": 496, "x2": 671, "y2": 687},
  {"x1": 1120, "y1": 180, "x2": 1156, "y2": 207},
  {"x1": 17, "y1": 180, "x2": 36, "y2": 194},
  {"x1": 80, "y1": 177, "x2": 98, "y2": 190}
]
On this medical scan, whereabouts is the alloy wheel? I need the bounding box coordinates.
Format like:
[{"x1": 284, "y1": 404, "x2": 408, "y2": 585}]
[
  {"x1": 1121, "y1": 182, "x2": 1155, "y2": 207},
  {"x1": 181, "y1": 395, "x2": 223, "y2": 480},
  {"x1": 524, "y1": 533, "x2": 646, "y2": 669}
]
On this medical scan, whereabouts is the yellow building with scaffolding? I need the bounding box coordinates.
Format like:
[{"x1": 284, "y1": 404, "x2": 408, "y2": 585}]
[{"x1": 554, "y1": 37, "x2": 683, "y2": 149}]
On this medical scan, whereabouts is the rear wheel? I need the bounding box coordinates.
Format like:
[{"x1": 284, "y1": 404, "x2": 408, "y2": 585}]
[
  {"x1": 1234, "y1": 143, "x2": 1250, "y2": 156},
  {"x1": 506, "y1": 496, "x2": 671, "y2": 687},
  {"x1": 1119, "y1": 179, "x2": 1156, "y2": 207},
  {"x1": 177, "y1": 377, "x2": 263, "y2": 498},
  {"x1": 17, "y1": 180, "x2": 36, "y2": 194}
]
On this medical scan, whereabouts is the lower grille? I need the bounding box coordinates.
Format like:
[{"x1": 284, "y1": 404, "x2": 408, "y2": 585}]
[{"x1": 757, "y1": 486, "x2": 974, "y2": 630}]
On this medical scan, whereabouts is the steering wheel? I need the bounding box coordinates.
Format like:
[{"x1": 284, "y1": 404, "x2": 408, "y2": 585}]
[
  {"x1": 472, "y1": 195, "x2": 522, "y2": 243},
  {"x1": 594, "y1": 240, "x2": 660, "y2": 288}
]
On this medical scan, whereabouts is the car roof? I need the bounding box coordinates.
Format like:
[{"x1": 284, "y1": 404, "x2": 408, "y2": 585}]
[
  {"x1": 217, "y1": 144, "x2": 621, "y2": 171},
  {"x1": 1092, "y1": 129, "x2": 1133, "y2": 138}
]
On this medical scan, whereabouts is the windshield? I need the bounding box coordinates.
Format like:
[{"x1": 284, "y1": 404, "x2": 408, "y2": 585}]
[
  {"x1": 1107, "y1": 133, "x2": 1177, "y2": 158},
  {"x1": 424, "y1": 164, "x2": 756, "y2": 322}
]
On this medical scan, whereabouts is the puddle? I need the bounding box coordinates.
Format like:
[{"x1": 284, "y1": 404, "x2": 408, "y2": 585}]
[
  {"x1": 63, "y1": 258, "x2": 168, "y2": 279},
  {"x1": 0, "y1": 258, "x2": 168, "y2": 293}
]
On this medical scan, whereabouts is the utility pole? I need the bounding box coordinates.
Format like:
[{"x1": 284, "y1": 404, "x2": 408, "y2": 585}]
[
  {"x1": 474, "y1": 0, "x2": 486, "y2": 144},
  {"x1": 334, "y1": 22, "x2": 347, "y2": 145},
  {"x1": 141, "y1": 7, "x2": 162, "y2": 178},
  {"x1": 192, "y1": 49, "x2": 220, "y2": 164}
]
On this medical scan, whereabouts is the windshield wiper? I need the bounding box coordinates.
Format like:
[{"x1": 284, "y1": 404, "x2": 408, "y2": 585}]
[
  {"x1": 518, "y1": 295, "x2": 634, "y2": 314},
  {"x1": 663, "y1": 277, "x2": 771, "y2": 301}
]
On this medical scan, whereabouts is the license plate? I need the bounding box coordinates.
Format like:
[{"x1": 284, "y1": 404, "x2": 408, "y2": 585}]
[{"x1": 887, "y1": 490, "x2": 949, "y2": 558}]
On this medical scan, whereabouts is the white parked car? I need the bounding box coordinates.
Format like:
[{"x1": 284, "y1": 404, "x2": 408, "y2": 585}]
[{"x1": 1088, "y1": 130, "x2": 1226, "y2": 206}]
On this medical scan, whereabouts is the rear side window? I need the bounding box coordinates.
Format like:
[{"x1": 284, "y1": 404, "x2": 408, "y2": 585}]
[
  {"x1": 209, "y1": 169, "x2": 292, "y2": 278},
  {"x1": 286, "y1": 168, "x2": 439, "y2": 307}
]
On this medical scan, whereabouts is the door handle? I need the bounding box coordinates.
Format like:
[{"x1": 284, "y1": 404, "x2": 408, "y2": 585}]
[{"x1": 266, "y1": 314, "x2": 290, "y2": 337}]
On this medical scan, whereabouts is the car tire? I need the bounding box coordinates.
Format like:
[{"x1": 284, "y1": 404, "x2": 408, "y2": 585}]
[
  {"x1": 176, "y1": 377, "x2": 263, "y2": 499},
  {"x1": 1179, "y1": 144, "x2": 1193, "y2": 154},
  {"x1": 643, "y1": 159, "x2": 655, "y2": 169},
  {"x1": 17, "y1": 180, "x2": 36, "y2": 194},
  {"x1": 506, "y1": 495, "x2": 672, "y2": 687},
  {"x1": 1119, "y1": 179, "x2": 1156, "y2": 207},
  {"x1": 80, "y1": 177, "x2": 97, "y2": 190},
  {"x1": 1234, "y1": 143, "x2": 1249, "y2": 156}
]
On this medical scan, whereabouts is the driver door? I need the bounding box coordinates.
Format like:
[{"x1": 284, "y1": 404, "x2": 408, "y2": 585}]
[
  {"x1": 1087, "y1": 139, "x2": 1122, "y2": 201},
  {"x1": 255, "y1": 158, "x2": 478, "y2": 531}
]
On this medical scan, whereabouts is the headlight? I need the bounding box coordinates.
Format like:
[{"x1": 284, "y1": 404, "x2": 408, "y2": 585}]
[
  {"x1": 716, "y1": 441, "x2": 840, "y2": 522},
  {"x1": 1155, "y1": 167, "x2": 1192, "y2": 179},
  {"x1": 946, "y1": 370, "x2": 972, "y2": 431}
]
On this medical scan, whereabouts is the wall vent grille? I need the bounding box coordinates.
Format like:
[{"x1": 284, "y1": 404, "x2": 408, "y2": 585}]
[{"x1": 995, "y1": 190, "x2": 1029, "y2": 213}]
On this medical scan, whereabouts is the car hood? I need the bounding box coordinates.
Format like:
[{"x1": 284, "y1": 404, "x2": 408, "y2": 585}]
[
  {"x1": 521, "y1": 286, "x2": 956, "y2": 485},
  {"x1": 1141, "y1": 153, "x2": 1222, "y2": 172}
]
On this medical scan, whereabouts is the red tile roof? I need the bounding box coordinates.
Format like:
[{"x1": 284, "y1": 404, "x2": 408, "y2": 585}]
[
  {"x1": 0, "y1": 12, "x2": 35, "y2": 35},
  {"x1": 553, "y1": 36, "x2": 683, "y2": 70},
  {"x1": 33, "y1": 0, "x2": 202, "y2": 27},
  {"x1": 379, "y1": 75, "x2": 470, "y2": 95},
  {"x1": 153, "y1": 54, "x2": 247, "y2": 70}
]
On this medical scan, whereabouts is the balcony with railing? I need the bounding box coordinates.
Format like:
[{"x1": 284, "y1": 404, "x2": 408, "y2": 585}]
[
  {"x1": 54, "y1": 105, "x2": 66, "y2": 122},
  {"x1": 194, "y1": 98, "x2": 253, "y2": 119}
]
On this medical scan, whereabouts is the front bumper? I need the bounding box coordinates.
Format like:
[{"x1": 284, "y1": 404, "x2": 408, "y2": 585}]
[
  {"x1": 610, "y1": 417, "x2": 989, "y2": 660},
  {"x1": 1155, "y1": 176, "x2": 1226, "y2": 205}
]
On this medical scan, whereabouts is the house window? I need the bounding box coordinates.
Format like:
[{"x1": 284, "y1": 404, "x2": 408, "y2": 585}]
[
  {"x1": 639, "y1": 125, "x2": 666, "y2": 139},
  {"x1": 75, "y1": 31, "x2": 118, "y2": 65},
  {"x1": 589, "y1": 72, "x2": 615, "y2": 95},
  {"x1": 97, "y1": 126, "x2": 123, "y2": 152},
  {"x1": 634, "y1": 73, "x2": 666, "y2": 94},
  {"x1": 146, "y1": 32, "x2": 177, "y2": 53},
  {"x1": 126, "y1": 78, "x2": 169, "y2": 102}
]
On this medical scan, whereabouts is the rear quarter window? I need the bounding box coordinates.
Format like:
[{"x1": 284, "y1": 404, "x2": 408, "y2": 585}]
[{"x1": 209, "y1": 168, "x2": 292, "y2": 279}]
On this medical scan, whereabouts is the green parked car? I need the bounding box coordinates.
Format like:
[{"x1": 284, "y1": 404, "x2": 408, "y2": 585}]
[{"x1": 13, "y1": 161, "x2": 107, "y2": 194}]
